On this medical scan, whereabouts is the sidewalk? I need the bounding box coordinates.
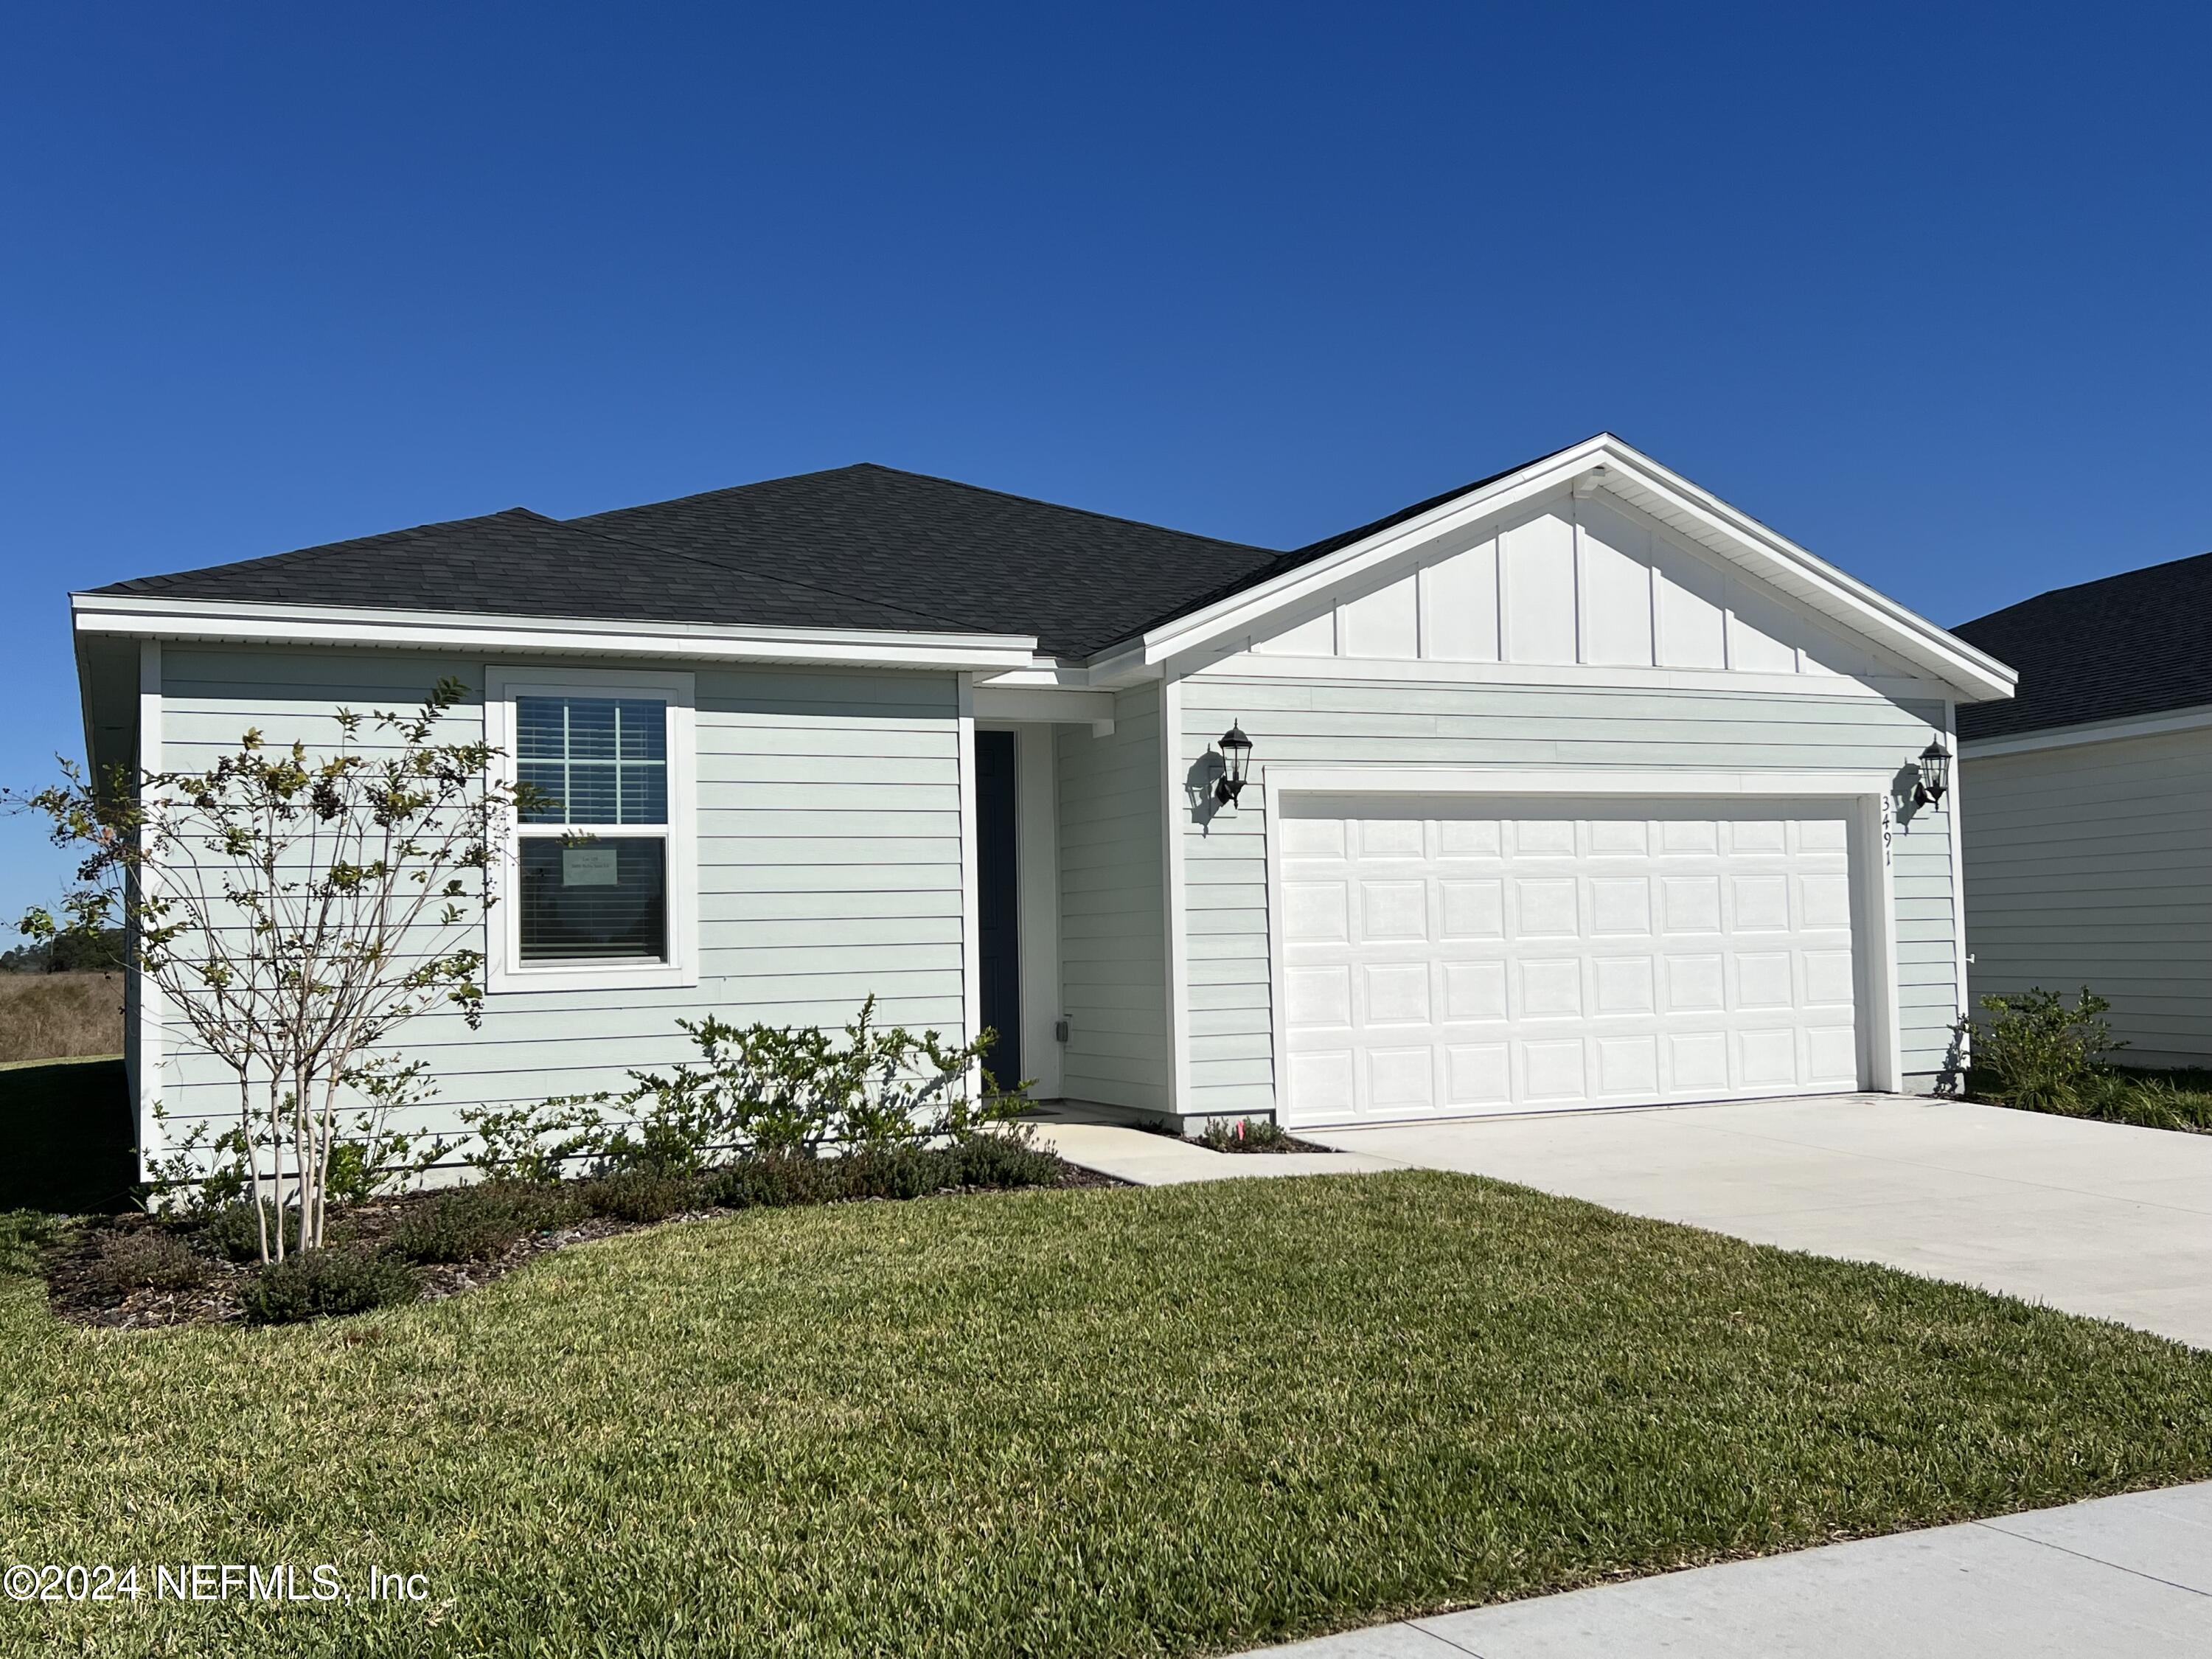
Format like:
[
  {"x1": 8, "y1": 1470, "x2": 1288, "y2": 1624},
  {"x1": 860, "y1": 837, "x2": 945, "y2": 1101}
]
[
  {"x1": 1026, "y1": 1121, "x2": 1405, "y2": 1186},
  {"x1": 1228, "y1": 1481, "x2": 2212, "y2": 1658}
]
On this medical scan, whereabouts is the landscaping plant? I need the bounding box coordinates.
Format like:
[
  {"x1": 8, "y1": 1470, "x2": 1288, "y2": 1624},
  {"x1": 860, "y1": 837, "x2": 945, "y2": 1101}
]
[
  {"x1": 1959, "y1": 985, "x2": 2118, "y2": 1113},
  {"x1": 239, "y1": 1247, "x2": 420, "y2": 1325},
  {"x1": 13, "y1": 679, "x2": 524, "y2": 1261}
]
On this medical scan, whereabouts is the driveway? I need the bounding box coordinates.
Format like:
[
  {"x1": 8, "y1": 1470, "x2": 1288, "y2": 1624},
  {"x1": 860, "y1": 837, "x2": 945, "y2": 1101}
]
[{"x1": 1311, "y1": 1093, "x2": 2212, "y2": 1349}]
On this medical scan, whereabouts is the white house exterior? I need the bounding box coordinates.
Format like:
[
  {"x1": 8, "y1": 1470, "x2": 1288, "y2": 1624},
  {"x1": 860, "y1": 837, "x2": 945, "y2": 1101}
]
[
  {"x1": 73, "y1": 435, "x2": 2017, "y2": 1164},
  {"x1": 1954, "y1": 554, "x2": 2212, "y2": 1067}
]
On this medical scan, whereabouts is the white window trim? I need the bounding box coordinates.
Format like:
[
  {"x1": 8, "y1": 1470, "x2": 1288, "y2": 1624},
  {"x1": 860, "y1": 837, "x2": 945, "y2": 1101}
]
[{"x1": 484, "y1": 667, "x2": 699, "y2": 993}]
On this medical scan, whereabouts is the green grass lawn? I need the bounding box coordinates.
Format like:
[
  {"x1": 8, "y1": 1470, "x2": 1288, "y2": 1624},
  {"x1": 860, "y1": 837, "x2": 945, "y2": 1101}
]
[{"x1": 6, "y1": 1172, "x2": 2211, "y2": 1658}]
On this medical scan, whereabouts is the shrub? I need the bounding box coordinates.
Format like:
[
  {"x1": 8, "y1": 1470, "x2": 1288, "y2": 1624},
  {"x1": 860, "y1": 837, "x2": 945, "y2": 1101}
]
[
  {"x1": 1197, "y1": 1117, "x2": 1290, "y2": 1153},
  {"x1": 241, "y1": 1248, "x2": 419, "y2": 1324},
  {"x1": 579, "y1": 1169, "x2": 703, "y2": 1225},
  {"x1": 950, "y1": 1130, "x2": 1068, "y2": 1189},
  {"x1": 83, "y1": 1229, "x2": 204, "y2": 1302},
  {"x1": 703, "y1": 1155, "x2": 830, "y2": 1211},
  {"x1": 457, "y1": 1094, "x2": 611, "y2": 1185},
  {"x1": 619, "y1": 995, "x2": 1023, "y2": 1167},
  {"x1": 389, "y1": 1183, "x2": 582, "y2": 1265},
  {"x1": 196, "y1": 1201, "x2": 301, "y2": 1265},
  {"x1": 1964, "y1": 987, "x2": 2118, "y2": 1113}
]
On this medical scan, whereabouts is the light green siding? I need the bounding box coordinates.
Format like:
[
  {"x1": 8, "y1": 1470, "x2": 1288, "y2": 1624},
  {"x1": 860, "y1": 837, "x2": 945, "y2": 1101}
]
[
  {"x1": 1964, "y1": 725, "x2": 2212, "y2": 1065},
  {"x1": 153, "y1": 645, "x2": 967, "y2": 1140},
  {"x1": 1176, "y1": 670, "x2": 1959, "y2": 1117},
  {"x1": 1054, "y1": 682, "x2": 1168, "y2": 1113}
]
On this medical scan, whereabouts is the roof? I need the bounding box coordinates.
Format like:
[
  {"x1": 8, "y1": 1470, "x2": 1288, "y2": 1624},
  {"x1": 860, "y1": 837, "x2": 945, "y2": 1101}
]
[
  {"x1": 84, "y1": 440, "x2": 2008, "y2": 698},
  {"x1": 1953, "y1": 550, "x2": 2212, "y2": 742},
  {"x1": 98, "y1": 464, "x2": 1285, "y2": 659}
]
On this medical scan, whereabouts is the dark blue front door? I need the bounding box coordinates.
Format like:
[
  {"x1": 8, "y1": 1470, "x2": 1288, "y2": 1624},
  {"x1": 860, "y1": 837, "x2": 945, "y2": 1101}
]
[{"x1": 974, "y1": 730, "x2": 1022, "y2": 1090}]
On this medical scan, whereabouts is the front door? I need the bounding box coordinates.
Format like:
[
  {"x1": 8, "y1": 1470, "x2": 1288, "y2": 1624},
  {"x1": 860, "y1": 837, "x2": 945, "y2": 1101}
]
[{"x1": 973, "y1": 730, "x2": 1022, "y2": 1090}]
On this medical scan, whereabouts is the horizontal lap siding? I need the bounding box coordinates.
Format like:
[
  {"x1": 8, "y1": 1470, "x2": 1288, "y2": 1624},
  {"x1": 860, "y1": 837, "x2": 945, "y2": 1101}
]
[
  {"x1": 156, "y1": 647, "x2": 965, "y2": 1137},
  {"x1": 1055, "y1": 684, "x2": 1167, "y2": 1111},
  {"x1": 1963, "y1": 726, "x2": 2212, "y2": 1064},
  {"x1": 1177, "y1": 672, "x2": 1957, "y2": 1116}
]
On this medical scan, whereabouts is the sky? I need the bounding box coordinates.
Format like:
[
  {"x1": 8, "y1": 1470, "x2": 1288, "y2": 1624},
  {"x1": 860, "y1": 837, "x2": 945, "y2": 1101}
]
[{"x1": 2, "y1": 1, "x2": 2208, "y2": 931}]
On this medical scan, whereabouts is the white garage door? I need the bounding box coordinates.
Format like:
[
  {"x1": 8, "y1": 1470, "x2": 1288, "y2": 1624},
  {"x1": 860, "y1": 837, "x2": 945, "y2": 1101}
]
[{"x1": 1277, "y1": 797, "x2": 1863, "y2": 1126}]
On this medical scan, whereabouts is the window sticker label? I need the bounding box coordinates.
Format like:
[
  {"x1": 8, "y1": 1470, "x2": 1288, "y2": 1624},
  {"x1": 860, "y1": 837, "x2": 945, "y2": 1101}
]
[{"x1": 563, "y1": 846, "x2": 619, "y2": 887}]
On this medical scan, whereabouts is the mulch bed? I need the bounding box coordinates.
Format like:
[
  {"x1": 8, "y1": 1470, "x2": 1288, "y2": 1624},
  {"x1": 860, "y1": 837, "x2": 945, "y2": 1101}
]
[{"x1": 41, "y1": 1158, "x2": 1123, "y2": 1332}]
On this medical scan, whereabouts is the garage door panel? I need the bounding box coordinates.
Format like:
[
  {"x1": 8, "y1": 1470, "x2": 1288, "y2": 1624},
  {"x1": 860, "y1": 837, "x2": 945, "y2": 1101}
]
[{"x1": 1279, "y1": 796, "x2": 1863, "y2": 1126}]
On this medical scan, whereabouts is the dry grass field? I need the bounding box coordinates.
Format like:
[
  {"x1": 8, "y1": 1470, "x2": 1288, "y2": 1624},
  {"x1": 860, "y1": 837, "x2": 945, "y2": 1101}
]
[{"x1": 0, "y1": 973, "x2": 123, "y2": 1064}]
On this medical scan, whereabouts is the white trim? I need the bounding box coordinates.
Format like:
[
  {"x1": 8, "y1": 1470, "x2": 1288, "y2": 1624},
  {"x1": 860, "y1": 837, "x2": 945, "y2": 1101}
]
[
  {"x1": 1958, "y1": 702, "x2": 2212, "y2": 759},
  {"x1": 72, "y1": 592, "x2": 1036, "y2": 672},
  {"x1": 971, "y1": 684, "x2": 1116, "y2": 723},
  {"x1": 135, "y1": 639, "x2": 164, "y2": 1178},
  {"x1": 1133, "y1": 436, "x2": 2017, "y2": 703},
  {"x1": 1257, "y1": 763, "x2": 1899, "y2": 800},
  {"x1": 1942, "y1": 699, "x2": 1969, "y2": 1074},
  {"x1": 1186, "y1": 653, "x2": 1933, "y2": 700},
  {"x1": 1015, "y1": 724, "x2": 1062, "y2": 1099},
  {"x1": 1256, "y1": 762, "x2": 1905, "y2": 1125},
  {"x1": 1161, "y1": 674, "x2": 1191, "y2": 1116},
  {"x1": 484, "y1": 667, "x2": 699, "y2": 994},
  {"x1": 957, "y1": 675, "x2": 982, "y2": 1059}
]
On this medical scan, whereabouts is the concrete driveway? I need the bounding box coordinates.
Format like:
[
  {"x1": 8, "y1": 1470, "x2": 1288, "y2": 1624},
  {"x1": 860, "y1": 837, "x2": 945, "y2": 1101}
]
[{"x1": 1311, "y1": 1093, "x2": 2212, "y2": 1349}]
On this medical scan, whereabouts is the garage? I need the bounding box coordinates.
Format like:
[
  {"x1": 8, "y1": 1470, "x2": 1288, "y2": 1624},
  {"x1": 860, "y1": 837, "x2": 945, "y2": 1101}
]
[{"x1": 1275, "y1": 795, "x2": 1869, "y2": 1126}]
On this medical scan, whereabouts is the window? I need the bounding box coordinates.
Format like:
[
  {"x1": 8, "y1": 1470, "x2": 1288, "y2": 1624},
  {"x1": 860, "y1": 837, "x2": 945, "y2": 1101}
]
[{"x1": 487, "y1": 671, "x2": 696, "y2": 991}]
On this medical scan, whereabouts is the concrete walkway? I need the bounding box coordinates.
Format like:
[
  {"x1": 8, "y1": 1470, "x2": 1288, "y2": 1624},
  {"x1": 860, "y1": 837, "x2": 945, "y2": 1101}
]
[
  {"x1": 1027, "y1": 1121, "x2": 1405, "y2": 1186},
  {"x1": 1228, "y1": 1481, "x2": 2212, "y2": 1657},
  {"x1": 1312, "y1": 1093, "x2": 2212, "y2": 1349}
]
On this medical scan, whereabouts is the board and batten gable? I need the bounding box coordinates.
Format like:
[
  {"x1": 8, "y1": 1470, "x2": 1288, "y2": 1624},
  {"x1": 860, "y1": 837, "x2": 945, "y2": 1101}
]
[
  {"x1": 1963, "y1": 721, "x2": 2212, "y2": 1066},
  {"x1": 1054, "y1": 681, "x2": 1169, "y2": 1113},
  {"x1": 1170, "y1": 484, "x2": 1965, "y2": 1121},
  {"x1": 147, "y1": 644, "x2": 970, "y2": 1141}
]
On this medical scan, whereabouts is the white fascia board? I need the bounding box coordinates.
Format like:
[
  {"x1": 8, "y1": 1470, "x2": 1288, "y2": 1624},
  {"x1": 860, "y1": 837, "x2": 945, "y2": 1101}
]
[
  {"x1": 71, "y1": 593, "x2": 1038, "y2": 672},
  {"x1": 971, "y1": 684, "x2": 1116, "y2": 723},
  {"x1": 1125, "y1": 434, "x2": 2018, "y2": 705},
  {"x1": 1959, "y1": 701, "x2": 2212, "y2": 759}
]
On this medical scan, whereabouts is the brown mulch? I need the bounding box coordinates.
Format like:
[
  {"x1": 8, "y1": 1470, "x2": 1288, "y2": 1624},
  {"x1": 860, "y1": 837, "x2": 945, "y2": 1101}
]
[{"x1": 40, "y1": 1157, "x2": 1124, "y2": 1333}]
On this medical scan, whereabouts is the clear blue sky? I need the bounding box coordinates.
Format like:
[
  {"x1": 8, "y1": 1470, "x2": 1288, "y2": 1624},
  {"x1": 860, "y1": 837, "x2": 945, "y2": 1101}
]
[{"x1": 3, "y1": 3, "x2": 2207, "y2": 931}]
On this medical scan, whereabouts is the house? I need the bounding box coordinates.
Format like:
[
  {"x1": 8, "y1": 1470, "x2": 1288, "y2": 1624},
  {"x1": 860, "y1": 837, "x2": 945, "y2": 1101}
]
[
  {"x1": 1952, "y1": 553, "x2": 2212, "y2": 1067},
  {"x1": 71, "y1": 434, "x2": 2017, "y2": 1166}
]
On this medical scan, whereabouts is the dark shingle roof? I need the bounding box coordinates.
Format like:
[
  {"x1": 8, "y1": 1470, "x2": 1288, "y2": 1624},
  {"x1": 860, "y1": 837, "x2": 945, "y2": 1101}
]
[
  {"x1": 97, "y1": 505, "x2": 981, "y2": 635},
  {"x1": 86, "y1": 442, "x2": 1587, "y2": 658},
  {"x1": 95, "y1": 464, "x2": 1287, "y2": 658},
  {"x1": 574, "y1": 465, "x2": 1279, "y2": 657},
  {"x1": 1953, "y1": 551, "x2": 2212, "y2": 741}
]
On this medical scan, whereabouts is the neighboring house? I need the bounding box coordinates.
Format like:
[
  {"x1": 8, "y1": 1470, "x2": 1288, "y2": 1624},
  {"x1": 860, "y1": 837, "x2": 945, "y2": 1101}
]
[
  {"x1": 72, "y1": 434, "x2": 2016, "y2": 1165},
  {"x1": 1953, "y1": 553, "x2": 2212, "y2": 1067}
]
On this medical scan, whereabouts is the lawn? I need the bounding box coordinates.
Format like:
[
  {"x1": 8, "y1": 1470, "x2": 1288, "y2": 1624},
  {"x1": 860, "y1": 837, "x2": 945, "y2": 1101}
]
[{"x1": 6, "y1": 1172, "x2": 2212, "y2": 1658}]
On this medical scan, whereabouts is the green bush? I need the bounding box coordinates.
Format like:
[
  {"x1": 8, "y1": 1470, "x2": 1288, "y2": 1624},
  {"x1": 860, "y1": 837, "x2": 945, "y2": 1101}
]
[
  {"x1": 195, "y1": 1200, "x2": 301, "y2": 1264},
  {"x1": 1197, "y1": 1117, "x2": 1290, "y2": 1153},
  {"x1": 949, "y1": 1131, "x2": 1068, "y2": 1189},
  {"x1": 703, "y1": 1155, "x2": 828, "y2": 1211},
  {"x1": 580, "y1": 1169, "x2": 703, "y2": 1225},
  {"x1": 83, "y1": 1229, "x2": 204, "y2": 1301},
  {"x1": 389, "y1": 1183, "x2": 583, "y2": 1265},
  {"x1": 241, "y1": 1248, "x2": 420, "y2": 1324},
  {"x1": 1964, "y1": 986, "x2": 2118, "y2": 1112}
]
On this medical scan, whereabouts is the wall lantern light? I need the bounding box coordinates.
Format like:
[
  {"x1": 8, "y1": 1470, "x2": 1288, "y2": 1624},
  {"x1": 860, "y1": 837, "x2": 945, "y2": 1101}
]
[
  {"x1": 1913, "y1": 739, "x2": 1951, "y2": 807},
  {"x1": 1213, "y1": 724, "x2": 1253, "y2": 805}
]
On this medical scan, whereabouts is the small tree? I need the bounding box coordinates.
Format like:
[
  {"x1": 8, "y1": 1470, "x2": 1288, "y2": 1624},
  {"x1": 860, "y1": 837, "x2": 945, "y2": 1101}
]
[{"x1": 15, "y1": 678, "x2": 517, "y2": 1259}]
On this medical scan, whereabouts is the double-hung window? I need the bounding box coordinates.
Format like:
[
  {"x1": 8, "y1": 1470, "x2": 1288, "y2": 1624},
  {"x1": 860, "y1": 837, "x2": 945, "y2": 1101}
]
[{"x1": 487, "y1": 669, "x2": 697, "y2": 992}]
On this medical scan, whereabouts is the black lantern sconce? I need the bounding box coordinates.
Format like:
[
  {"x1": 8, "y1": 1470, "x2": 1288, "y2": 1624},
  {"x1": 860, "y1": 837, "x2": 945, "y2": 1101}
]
[
  {"x1": 1213, "y1": 724, "x2": 1253, "y2": 805},
  {"x1": 1912, "y1": 739, "x2": 1951, "y2": 807}
]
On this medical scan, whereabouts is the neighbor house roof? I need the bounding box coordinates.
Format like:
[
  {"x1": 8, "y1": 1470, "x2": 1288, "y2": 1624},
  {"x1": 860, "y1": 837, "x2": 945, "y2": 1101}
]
[{"x1": 1953, "y1": 550, "x2": 2212, "y2": 742}]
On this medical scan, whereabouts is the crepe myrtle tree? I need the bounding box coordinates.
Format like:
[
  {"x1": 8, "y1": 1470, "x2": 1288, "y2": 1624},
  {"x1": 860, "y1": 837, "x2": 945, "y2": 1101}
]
[{"x1": 14, "y1": 677, "x2": 524, "y2": 1259}]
